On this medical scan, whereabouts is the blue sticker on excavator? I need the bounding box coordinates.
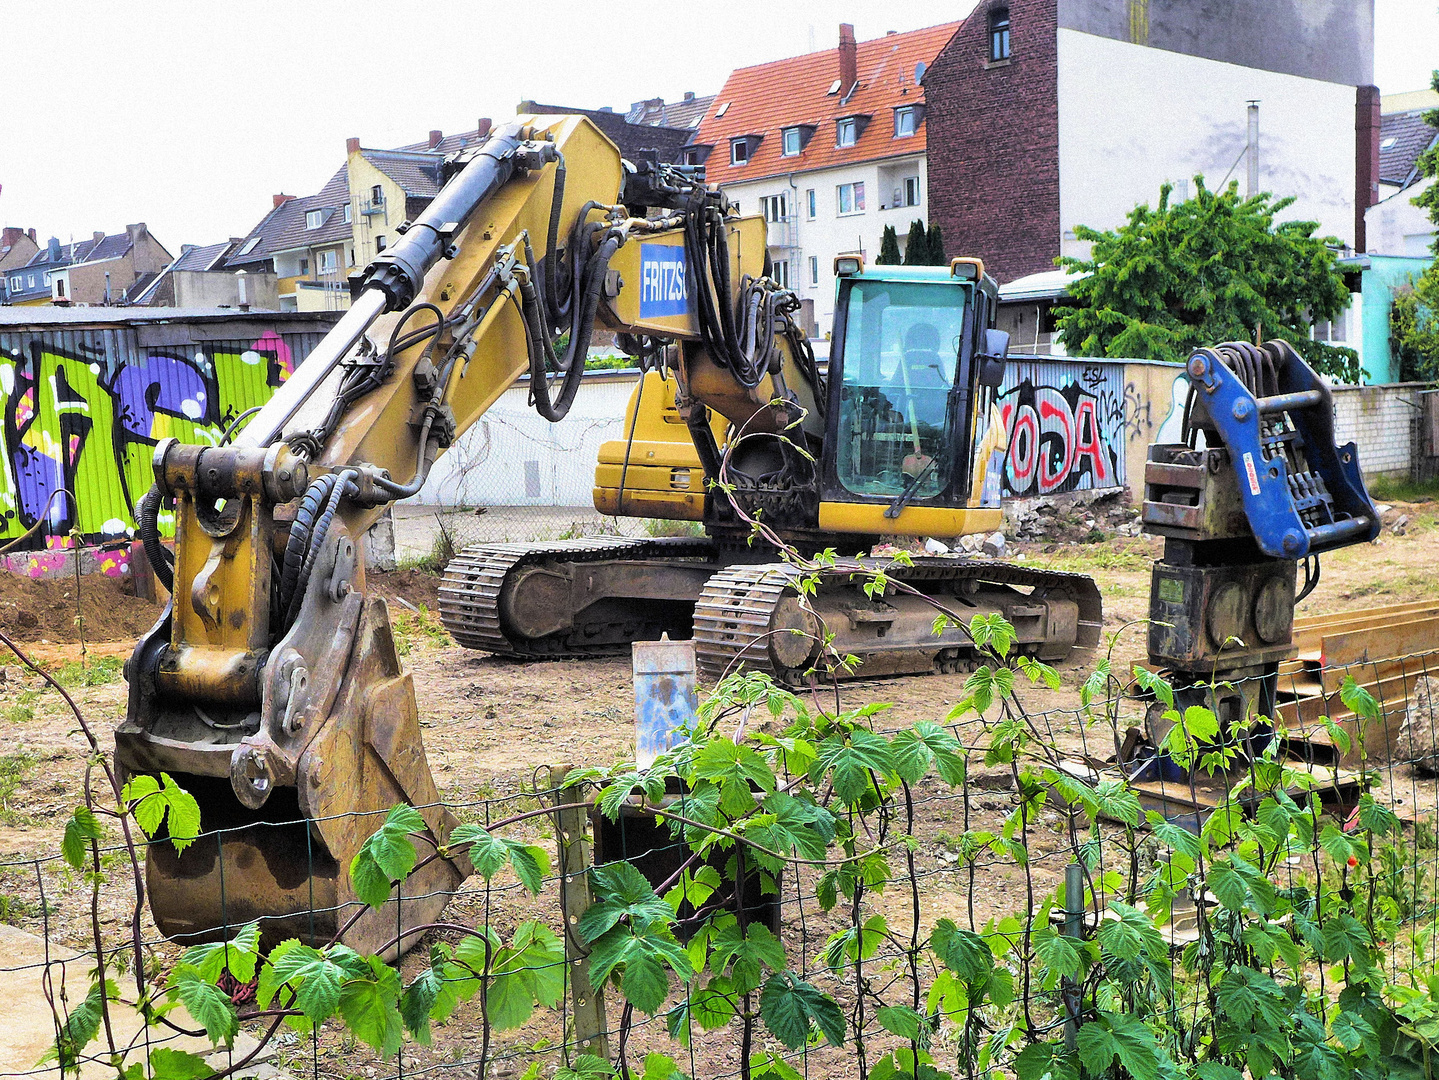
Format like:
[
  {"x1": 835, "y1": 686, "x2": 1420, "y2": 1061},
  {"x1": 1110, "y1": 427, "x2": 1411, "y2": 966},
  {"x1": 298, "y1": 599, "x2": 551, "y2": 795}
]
[{"x1": 639, "y1": 243, "x2": 687, "y2": 318}]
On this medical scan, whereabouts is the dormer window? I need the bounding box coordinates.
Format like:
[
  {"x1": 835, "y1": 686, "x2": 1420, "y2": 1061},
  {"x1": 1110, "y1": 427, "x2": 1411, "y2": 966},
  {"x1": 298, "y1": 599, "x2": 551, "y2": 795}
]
[
  {"x1": 780, "y1": 125, "x2": 815, "y2": 157},
  {"x1": 683, "y1": 145, "x2": 712, "y2": 166},
  {"x1": 835, "y1": 115, "x2": 870, "y2": 148},
  {"x1": 306, "y1": 209, "x2": 323, "y2": 230},
  {"x1": 989, "y1": 6, "x2": 1011, "y2": 61},
  {"x1": 729, "y1": 134, "x2": 761, "y2": 165},
  {"x1": 893, "y1": 105, "x2": 924, "y2": 137}
]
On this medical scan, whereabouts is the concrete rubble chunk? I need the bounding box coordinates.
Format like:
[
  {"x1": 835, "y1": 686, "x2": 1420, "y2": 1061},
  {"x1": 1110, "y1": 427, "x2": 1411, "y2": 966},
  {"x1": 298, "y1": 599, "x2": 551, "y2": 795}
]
[{"x1": 982, "y1": 531, "x2": 1006, "y2": 558}]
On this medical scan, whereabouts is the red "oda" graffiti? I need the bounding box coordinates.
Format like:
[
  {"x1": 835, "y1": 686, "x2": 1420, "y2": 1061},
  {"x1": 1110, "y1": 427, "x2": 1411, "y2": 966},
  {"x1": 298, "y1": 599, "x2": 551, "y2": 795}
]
[{"x1": 1000, "y1": 386, "x2": 1114, "y2": 496}]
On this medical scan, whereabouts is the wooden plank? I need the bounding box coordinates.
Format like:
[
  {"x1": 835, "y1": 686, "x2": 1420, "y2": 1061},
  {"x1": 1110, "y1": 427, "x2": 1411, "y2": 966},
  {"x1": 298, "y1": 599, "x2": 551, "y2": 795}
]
[
  {"x1": 550, "y1": 766, "x2": 610, "y2": 1064},
  {"x1": 1319, "y1": 616, "x2": 1439, "y2": 669}
]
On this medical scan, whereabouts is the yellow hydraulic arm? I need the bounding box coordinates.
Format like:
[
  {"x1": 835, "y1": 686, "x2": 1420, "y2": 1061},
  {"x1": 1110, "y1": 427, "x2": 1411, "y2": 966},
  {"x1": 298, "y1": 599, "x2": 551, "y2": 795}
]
[{"x1": 116, "y1": 115, "x2": 818, "y2": 953}]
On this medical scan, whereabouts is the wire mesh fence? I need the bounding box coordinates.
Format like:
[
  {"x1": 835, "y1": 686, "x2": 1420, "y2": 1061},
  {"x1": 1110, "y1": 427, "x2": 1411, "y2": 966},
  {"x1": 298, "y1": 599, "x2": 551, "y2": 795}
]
[{"x1": 4, "y1": 630, "x2": 1439, "y2": 1080}]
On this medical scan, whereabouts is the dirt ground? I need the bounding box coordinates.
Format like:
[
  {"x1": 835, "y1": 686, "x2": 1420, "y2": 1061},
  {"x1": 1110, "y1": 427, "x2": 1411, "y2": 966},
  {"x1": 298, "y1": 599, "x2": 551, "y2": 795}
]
[{"x1": 1, "y1": 495, "x2": 1436, "y2": 1077}]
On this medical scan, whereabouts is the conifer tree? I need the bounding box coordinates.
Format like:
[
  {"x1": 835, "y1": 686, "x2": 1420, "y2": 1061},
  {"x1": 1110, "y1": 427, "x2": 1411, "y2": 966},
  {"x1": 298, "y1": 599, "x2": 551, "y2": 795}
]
[
  {"x1": 926, "y1": 223, "x2": 945, "y2": 265},
  {"x1": 876, "y1": 225, "x2": 902, "y2": 265},
  {"x1": 902, "y1": 220, "x2": 928, "y2": 265}
]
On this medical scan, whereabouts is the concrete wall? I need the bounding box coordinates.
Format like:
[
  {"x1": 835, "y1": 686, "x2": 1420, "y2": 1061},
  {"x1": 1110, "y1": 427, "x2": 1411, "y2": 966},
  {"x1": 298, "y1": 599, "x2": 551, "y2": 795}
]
[
  {"x1": 1056, "y1": 28, "x2": 1359, "y2": 264},
  {"x1": 1368, "y1": 176, "x2": 1438, "y2": 257},
  {"x1": 717, "y1": 152, "x2": 929, "y2": 337},
  {"x1": 1058, "y1": 0, "x2": 1374, "y2": 86},
  {"x1": 413, "y1": 371, "x2": 642, "y2": 507},
  {"x1": 171, "y1": 270, "x2": 281, "y2": 309}
]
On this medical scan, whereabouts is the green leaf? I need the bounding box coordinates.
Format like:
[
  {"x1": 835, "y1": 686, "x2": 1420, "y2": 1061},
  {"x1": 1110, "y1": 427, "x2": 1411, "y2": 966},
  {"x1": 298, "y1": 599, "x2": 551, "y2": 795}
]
[
  {"x1": 579, "y1": 861, "x2": 675, "y2": 943},
  {"x1": 875, "y1": 1004, "x2": 926, "y2": 1043},
  {"x1": 692, "y1": 737, "x2": 776, "y2": 815},
  {"x1": 399, "y1": 962, "x2": 444, "y2": 1045},
  {"x1": 587, "y1": 926, "x2": 693, "y2": 1014},
  {"x1": 810, "y1": 728, "x2": 895, "y2": 806},
  {"x1": 123, "y1": 772, "x2": 202, "y2": 854},
  {"x1": 1097, "y1": 901, "x2": 1165, "y2": 962},
  {"x1": 146, "y1": 1048, "x2": 215, "y2": 1080},
  {"x1": 760, "y1": 972, "x2": 845, "y2": 1049},
  {"x1": 709, "y1": 920, "x2": 787, "y2": 994},
  {"x1": 169, "y1": 964, "x2": 238, "y2": 1045},
  {"x1": 39, "y1": 976, "x2": 115, "y2": 1069},
  {"x1": 690, "y1": 978, "x2": 738, "y2": 1030},
  {"x1": 1131, "y1": 665, "x2": 1174, "y2": 709},
  {"x1": 61, "y1": 806, "x2": 104, "y2": 869},
  {"x1": 339, "y1": 955, "x2": 403, "y2": 1057},
  {"x1": 556, "y1": 1054, "x2": 616, "y2": 1080},
  {"x1": 891, "y1": 722, "x2": 966, "y2": 786},
  {"x1": 1356, "y1": 793, "x2": 1400, "y2": 837},
  {"x1": 180, "y1": 922, "x2": 261, "y2": 985},
  {"x1": 258, "y1": 940, "x2": 345, "y2": 1026},
  {"x1": 1340, "y1": 675, "x2": 1380, "y2": 724},
  {"x1": 640, "y1": 1053, "x2": 686, "y2": 1080},
  {"x1": 1076, "y1": 1010, "x2": 1164, "y2": 1080},
  {"x1": 931, "y1": 919, "x2": 994, "y2": 983},
  {"x1": 1032, "y1": 926, "x2": 1086, "y2": 990},
  {"x1": 348, "y1": 804, "x2": 425, "y2": 910},
  {"x1": 1013, "y1": 1041, "x2": 1079, "y2": 1080}
]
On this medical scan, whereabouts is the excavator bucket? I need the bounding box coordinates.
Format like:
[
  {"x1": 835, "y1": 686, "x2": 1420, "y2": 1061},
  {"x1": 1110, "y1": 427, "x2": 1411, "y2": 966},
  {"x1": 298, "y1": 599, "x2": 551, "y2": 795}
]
[{"x1": 117, "y1": 490, "x2": 466, "y2": 957}]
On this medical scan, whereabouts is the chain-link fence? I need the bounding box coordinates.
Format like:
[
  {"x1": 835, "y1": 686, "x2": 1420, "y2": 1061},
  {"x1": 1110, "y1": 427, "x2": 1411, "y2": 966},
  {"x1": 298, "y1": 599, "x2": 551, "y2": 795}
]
[{"x1": 5, "y1": 613, "x2": 1439, "y2": 1080}]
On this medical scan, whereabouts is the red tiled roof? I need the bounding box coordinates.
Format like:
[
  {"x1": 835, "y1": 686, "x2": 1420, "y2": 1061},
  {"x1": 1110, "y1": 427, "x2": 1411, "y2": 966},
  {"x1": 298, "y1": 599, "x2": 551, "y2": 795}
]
[{"x1": 693, "y1": 22, "x2": 960, "y2": 184}]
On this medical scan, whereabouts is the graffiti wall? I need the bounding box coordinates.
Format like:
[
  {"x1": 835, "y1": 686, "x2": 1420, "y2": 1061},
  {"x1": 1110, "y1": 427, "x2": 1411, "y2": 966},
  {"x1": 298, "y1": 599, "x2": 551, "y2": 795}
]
[
  {"x1": 0, "y1": 318, "x2": 329, "y2": 572},
  {"x1": 977, "y1": 359, "x2": 1128, "y2": 498}
]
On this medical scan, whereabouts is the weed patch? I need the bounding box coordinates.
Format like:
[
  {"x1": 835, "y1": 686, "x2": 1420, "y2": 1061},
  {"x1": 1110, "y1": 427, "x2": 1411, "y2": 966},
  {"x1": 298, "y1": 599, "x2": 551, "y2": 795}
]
[{"x1": 392, "y1": 604, "x2": 451, "y2": 657}]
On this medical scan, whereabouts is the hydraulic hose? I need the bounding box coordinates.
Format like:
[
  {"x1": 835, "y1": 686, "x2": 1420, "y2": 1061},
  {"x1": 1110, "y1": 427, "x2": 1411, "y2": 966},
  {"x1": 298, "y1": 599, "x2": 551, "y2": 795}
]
[
  {"x1": 137, "y1": 485, "x2": 175, "y2": 594},
  {"x1": 283, "y1": 470, "x2": 357, "y2": 626},
  {"x1": 277, "y1": 473, "x2": 340, "y2": 618}
]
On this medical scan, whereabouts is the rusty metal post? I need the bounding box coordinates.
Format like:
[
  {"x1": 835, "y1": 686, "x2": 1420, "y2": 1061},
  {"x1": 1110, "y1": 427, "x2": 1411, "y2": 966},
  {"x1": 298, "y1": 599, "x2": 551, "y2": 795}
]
[{"x1": 550, "y1": 765, "x2": 609, "y2": 1063}]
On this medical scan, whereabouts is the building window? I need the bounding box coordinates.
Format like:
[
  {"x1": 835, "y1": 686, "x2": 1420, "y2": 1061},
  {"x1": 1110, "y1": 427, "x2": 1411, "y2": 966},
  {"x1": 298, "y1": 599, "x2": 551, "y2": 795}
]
[
  {"x1": 730, "y1": 138, "x2": 750, "y2": 165},
  {"x1": 989, "y1": 7, "x2": 1011, "y2": 61},
  {"x1": 895, "y1": 107, "x2": 917, "y2": 137},
  {"x1": 371, "y1": 185, "x2": 384, "y2": 204},
  {"x1": 238, "y1": 236, "x2": 261, "y2": 257},
  {"x1": 837, "y1": 118, "x2": 857, "y2": 147},
  {"x1": 319, "y1": 250, "x2": 338, "y2": 274},
  {"x1": 343, "y1": 204, "x2": 352, "y2": 224},
  {"x1": 54, "y1": 279, "x2": 66, "y2": 299},
  {"x1": 809, "y1": 256, "x2": 819, "y2": 285},
  {"x1": 782, "y1": 128, "x2": 802, "y2": 156},
  {"x1": 903, "y1": 176, "x2": 920, "y2": 207},
  {"x1": 348, "y1": 245, "x2": 356, "y2": 267},
  {"x1": 298, "y1": 258, "x2": 310, "y2": 276},
  {"x1": 806, "y1": 189, "x2": 816, "y2": 220},
  {"x1": 762, "y1": 193, "x2": 787, "y2": 222},
  {"x1": 837, "y1": 181, "x2": 865, "y2": 215},
  {"x1": 375, "y1": 235, "x2": 387, "y2": 251},
  {"x1": 27, "y1": 274, "x2": 36, "y2": 288},
  {"x1": 8, "y1": 276, "x2": 19, "y2": 292},
  {"x1": 306, "y1": 209, "x2": 323, "y2": 230},
  {"x1": 772, "y1": 259, "x2": 790, "y2": 288}
]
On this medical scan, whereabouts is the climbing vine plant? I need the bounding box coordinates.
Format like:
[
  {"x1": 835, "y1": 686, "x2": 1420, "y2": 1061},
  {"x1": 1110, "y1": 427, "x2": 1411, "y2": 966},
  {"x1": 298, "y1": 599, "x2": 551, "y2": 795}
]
[{"x1": 16, "y1": 592, "x2": 1439, "y2": 1079}]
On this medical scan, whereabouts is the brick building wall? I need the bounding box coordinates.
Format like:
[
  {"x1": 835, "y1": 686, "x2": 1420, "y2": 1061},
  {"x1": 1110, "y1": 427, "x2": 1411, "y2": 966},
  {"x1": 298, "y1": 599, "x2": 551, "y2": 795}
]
[
  {"x1": 922, "y1": 0, "x2": 1060, "y2": 283},
  {"x1": 1332, "y1": 383, "x2": 1425, "y2": 481}
]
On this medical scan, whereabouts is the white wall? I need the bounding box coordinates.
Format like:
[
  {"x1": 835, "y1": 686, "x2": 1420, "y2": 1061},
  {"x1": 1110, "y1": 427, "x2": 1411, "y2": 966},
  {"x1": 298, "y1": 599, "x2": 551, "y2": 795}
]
[
  {"x1": 1056, "y1": 29, "x2": 1358, "y2": 263},
  {"x1": 718, "y1": 152, "x2": 929, "y2": 338},
  {"x1": 1368, "y1": 176, "x2": 1437, "y2": 256},
  {"x1": 412, "y1": 372, "x2": 641, "y2": 506}
]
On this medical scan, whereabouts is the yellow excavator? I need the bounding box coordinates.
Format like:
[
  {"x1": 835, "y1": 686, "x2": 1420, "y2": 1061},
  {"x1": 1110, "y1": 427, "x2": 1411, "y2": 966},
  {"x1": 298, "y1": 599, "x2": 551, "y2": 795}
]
[{"x1": 115, "y1": 115, "x2": 1100, "y2": 952}]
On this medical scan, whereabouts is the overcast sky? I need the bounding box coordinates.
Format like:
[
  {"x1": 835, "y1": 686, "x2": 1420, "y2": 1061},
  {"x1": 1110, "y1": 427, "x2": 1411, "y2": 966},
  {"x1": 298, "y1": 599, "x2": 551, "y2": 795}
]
[{"x1": 0, "y1": 0, "x2": 1435, "y2": 250}]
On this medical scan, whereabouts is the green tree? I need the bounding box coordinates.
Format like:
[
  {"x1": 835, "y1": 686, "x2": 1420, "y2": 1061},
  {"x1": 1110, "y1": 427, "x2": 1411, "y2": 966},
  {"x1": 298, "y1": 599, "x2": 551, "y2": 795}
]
[
  {"x1": 876, "y1": 225, "x2": 902, "y2": 265},
  {"x1": 1391, "y1": 68, "x2": 1439, "y2": 381},
  {"x1": 926, "y1": 223, "x2": 945, "y2": 266},
  {"x1": 1054, "y1": 177, "x2": 1360, "y2": 381},
  {"x1": 902, "y1": 219, "x2": 928, "y2": 266}
]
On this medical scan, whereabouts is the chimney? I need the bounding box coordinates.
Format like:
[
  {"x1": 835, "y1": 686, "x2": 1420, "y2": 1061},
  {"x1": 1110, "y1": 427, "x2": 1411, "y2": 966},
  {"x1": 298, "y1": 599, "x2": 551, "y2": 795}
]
[
  {"x1": 273, "y1": 193, "x2": 294, "y2": 208},
  {"x1": 28, "y1": 228, "x2": 36, "y2": 242},
  {"x1": 48, "y1": 237, "x2": 61, "y2": 262},
  {"x1": 93, "y1": 230, "x2": 107, "y2": 245},
  {"x1": 126, "y1": 223, "x2": 146, "y2": 247},
  {"x1": 1, "y1": 227, "x2": 20, "y2": 247},
  {"x1": 838, "y1": 23, "x2": 857, "y2": 96},
  {"x1": 428, "y1": 129, "x2": 443, "y2": 148},
  {"x1": 683, "y1": 91, "x2": 695, "y2": 101},
  {"x1": 1355, "y1": 84, "x2": 1381, "y2": 252},
  {"x1": 346, "y1": 136, "x2": 360, "y2": 154},
  {"x1": 476, "y1": 117, "x2": 492, "y2": 138}
]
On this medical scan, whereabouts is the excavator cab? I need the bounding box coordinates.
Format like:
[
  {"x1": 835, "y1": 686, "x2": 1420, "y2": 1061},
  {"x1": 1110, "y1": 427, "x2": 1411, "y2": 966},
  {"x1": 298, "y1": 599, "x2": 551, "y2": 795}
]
[{"x1": 820, "y1": 258, "x2": 1007, "y2": 537}]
